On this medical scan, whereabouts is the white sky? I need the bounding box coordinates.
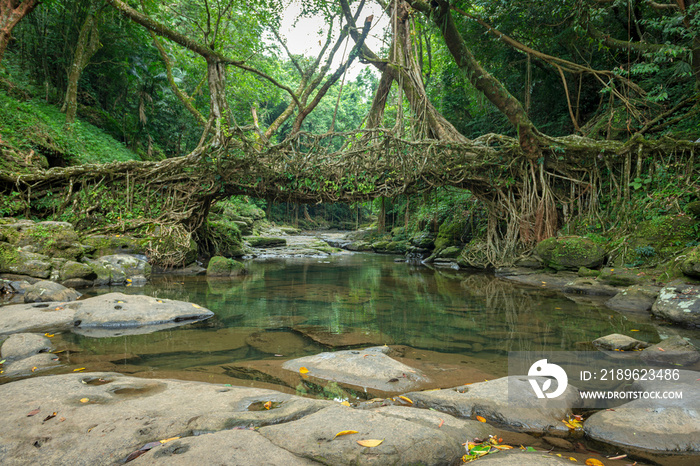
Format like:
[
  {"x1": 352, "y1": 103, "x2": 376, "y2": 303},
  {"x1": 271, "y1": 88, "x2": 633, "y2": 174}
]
[{"x1": 275, "y1": 0, "x2": 390, "y2": 80}]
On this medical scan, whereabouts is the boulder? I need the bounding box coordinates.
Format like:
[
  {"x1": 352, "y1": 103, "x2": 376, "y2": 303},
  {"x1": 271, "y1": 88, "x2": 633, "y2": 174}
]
[
  {"x1": 680, "y1": 246, "x2": 700, "y2": 278},
  {"x1": 206, "y1": 256, "x2": 246, "y2": 277},
  {"x1": 0, "y1": 333, "x2": 52, "y2": 360},
  {"x1": 58, "y1": 260, "x2": 96, "y2": 283},
  {"x1": 88, "y1": 254, "x2": 151, "y2": 285},
  {"x1": 0, "y1": 221, "x2": 84, "y2": 260},
  {"x1": 370, "y1": 240, "x2": 409, "y2": 254},
  {"x1": 592, "y1": 333, "x2": 650, "y2": 351},
  {"x1": 72, "y1": 292, "x2": 213, "y2": 329},
  {"x1": 410, "y1": 232, "x2": 435, "y2": 250},
  {"x1": 605, "y1": 285, "x2": 659, "y2": 313},
  {"x1": 639, "y1": 336, "x2": 700, "y2": 366},
  {"x1": 344, "y1": 241, "x2": 373, "y2": 252},
  {"x1": 584, "y1": 371, "x2": 700, "y2": 457},
  {"x1": 247, "y1": 237, "x2": 287, "y2": 248},
  {"x1": 0, "y1": 243, "x2": 53, "y2": 278},
  {"x1": 23, "y1": 280, "x2": 81, "y2": 303},
  {"x1": 282, "y1": 346, "x2": 429, "y2": 393},
  {"x1": 651, "y1": 285, "x2": 700, "y2": 327},
  {"x1": 535, "y1": 236, "x2": 605, "y2": 271},
  {"x1": 404, "y1": 376, "x2": 580, "y2": 433}
]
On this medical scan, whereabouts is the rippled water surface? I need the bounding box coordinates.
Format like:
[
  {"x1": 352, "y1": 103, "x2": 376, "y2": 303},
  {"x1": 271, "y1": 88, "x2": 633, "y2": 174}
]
[{"x1": 44, "y1": 253, "x2": 674, "y2": 395}]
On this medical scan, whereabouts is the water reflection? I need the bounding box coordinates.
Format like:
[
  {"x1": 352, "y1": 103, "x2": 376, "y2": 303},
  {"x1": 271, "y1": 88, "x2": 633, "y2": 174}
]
[{"x1": 54, "y1": 254, "x2": 664, "y2": 390}]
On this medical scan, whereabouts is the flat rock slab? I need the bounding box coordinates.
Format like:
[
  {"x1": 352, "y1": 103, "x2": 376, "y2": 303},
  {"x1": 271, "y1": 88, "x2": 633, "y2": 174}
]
[
  {"x1": 258, "y1": 405, "x2": 494, "y2": 465},
  {"x1": 0, "y1": 302, "x2": 76, "y2": 335},
  {"x1": 283, "y1": 346, "x2": 429, "y2": 393},
  {"x1": 652, "y1": 285, "x2": 700, "y2": 327},
  {"x1": 405, "y1": 376, "x2": 580, "y2": 433},
  {"x1": 592, "y1": 333, "x2": 650, "y2": 351},
  {"x1": 0, "y1": 372, "x2": 331, "y2": 465},
  {"x1": 0, "y1": 372, "x2": 495, "y2": 466},
  {"x1": 1, "y1": 332, "x2": 52, "y2": 360},
  {"x1": 639, "y1": 335, "x2": 700, "y2": 366},
  {"x1": 72, "y1": 292, "x2": 213, "y2": 328},
  {"x1": 293, "y1": 325, "x2": 394, "y2": 347},
  {"x1": 584, "y1": 371, "x2": 700, "y2": 456},
  {"x1": 605, "y1": 285, "x2": 659, "y2": 314},
  {"x1": 471, "y1": 450, "x2": 572, "y2": 464},
  {"x1": 0, "y1": 293, "x2": 213, "y2": 336},
  {"x1": 2, "y1": 352, "x2": 60, "y2": 377}
]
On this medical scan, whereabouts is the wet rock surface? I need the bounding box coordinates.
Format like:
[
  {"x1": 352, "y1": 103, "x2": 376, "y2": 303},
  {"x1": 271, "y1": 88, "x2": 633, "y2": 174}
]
[
  {"x1": 292, "y1": 325, "x2": 394, "y2": 347},
  {"x1": 0, "y1": 372, "x2": 494, "y2": 466},
  {"x1": 405, "y1": 376, "x2": 580, "y2": 433},
  {"x1": 0, "y1": 332, "x2": 52, "y2": 360},
  {"x1": 605, "y1": 285, "x2": 660, "y2": 314}
]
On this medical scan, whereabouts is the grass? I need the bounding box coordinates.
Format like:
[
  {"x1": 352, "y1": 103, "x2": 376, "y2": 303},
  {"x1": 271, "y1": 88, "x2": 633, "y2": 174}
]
[{"x1": 0, "y1": 89, "x2": 139, "y2": 167}]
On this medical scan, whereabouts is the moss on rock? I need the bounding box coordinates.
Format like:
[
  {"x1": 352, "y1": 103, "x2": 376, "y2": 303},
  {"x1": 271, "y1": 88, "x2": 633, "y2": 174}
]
[
  {"x1": 535, "y1": 236, "x2": 605, "y2": 271},
  {"x1": 680, "y1": 246, "x2": 700, "y2": 278},
  {"x1": 247, "y1": 237, "x2": 286, "y2": 248},
  {"x1": 206, "y1": 256, "x2": 246, "y2": 277}
]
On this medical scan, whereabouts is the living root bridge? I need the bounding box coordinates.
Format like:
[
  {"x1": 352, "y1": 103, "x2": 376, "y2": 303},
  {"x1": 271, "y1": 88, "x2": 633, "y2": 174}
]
[{"x1": 1, "y1": 130, "x2": 696, "y2": 264}]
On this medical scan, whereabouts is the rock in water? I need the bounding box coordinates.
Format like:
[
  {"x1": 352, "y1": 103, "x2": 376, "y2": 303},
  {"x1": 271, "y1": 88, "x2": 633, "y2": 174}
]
[
  {"x1": 651, "y1": 285, "x2": 700, "y2": 327},
  {"x1": 72, "y1": 292, "x2": 213, "y2": 328}
]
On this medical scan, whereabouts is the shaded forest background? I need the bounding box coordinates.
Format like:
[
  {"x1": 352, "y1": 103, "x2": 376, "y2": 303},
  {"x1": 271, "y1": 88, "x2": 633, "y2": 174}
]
[{"x1": 1, "y1": 0, "x2": 699, "y2": 267}]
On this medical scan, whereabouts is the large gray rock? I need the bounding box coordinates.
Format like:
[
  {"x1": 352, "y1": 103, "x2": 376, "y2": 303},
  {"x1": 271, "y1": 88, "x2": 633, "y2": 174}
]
[
  {"x1": 282, "y1": 346, "x2": 428, "y2": 393},
  {"x1": 0, "y1": 302, "x2": 76, "y2": 335},
  {"x1": 58, "y1": 260, "x2": 96, "y2": 283},
  {"x1": 88, "y1": 254, "x2": 151, "y2": 285},
  {"x1": 651, "y1": 285, "x2": 700, "y2": 327},
  {"x1": 592, "y1": 333, "x2": 650, "y2": 351},
  {"x1": 258, "y1": 405, "x2": 494, "y2": 466},
  {"x1": 605, "y1": 285, "x2": 660, "y2": 313},
  {"x1": 405, "y1": 376, "x2": 580, "y2": 433},
  {"x1": 23, "y1": 280, "x2": 80, "y2": 303},
  {"x1": 72, "y1": 292, "x2": 213, "y2": 329},
  {"x1": 584, "y1": 371, "x2": 700, "y2": 457},
  {"x1": 0, "y1": 373, "x2": 330, "y2": 465},
  {"x1": 1, "y1": 333, "x2": 52, "y2": 360},
  {"x1": 639, "y1": 336, "x2": 700, "y2": 366}
]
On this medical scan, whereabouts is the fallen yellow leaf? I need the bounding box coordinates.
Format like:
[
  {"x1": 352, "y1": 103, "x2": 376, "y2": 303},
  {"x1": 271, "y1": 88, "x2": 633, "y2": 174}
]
[
  {"x1": 31, "y1": 367, "x2": 37, "y2": 372},
  {"x1": 357, "y1": 439, "x2": 383, "y2": 447},
  {"x1": 340, "y1": 401, "x2": 351, "y2": 407},
  {"x1": 476, "y1": 416, "x2": 486, "y2": 423},
  {"x1": 44, "y1": 333, "x2": 54, "y2": 337},
  {"x1": 333, "y1": 430, "x2": 358, "y2": 439},
  {"x1": 569, "y1": 458, "x2": 577, "y2": 462},
  {"x1": 160, "y1": 437, "x2": 180, "y2": 444},
  {"x1": 192, "y1": 304, "x2": 201, "y2": 308},
  {"x1": 299, "y1": 367, "x2": 309, "y2": 375},
  {"x1": 584, "y1": 459, "x2": 604, "y2": 466},
  {"x1": 80, "y1": 398, "x2": 89, "y2": 403},
  {"x1": 73, "y1": 368, "x2": 86, "y2": 372},
  {"x1": 398, "y1": 395, "x2": 413, "y2": 404}
]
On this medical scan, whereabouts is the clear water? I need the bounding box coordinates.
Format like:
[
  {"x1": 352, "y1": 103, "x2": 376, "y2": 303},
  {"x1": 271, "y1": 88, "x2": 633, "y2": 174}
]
[{"x1": 47, "y1": 253, "x2": 671, "y2": 396}]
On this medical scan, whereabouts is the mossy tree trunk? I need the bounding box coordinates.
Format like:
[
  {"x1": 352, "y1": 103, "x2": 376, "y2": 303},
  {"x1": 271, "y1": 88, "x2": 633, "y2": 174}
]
[{"x1": 61, "y1": 9, "x2": 101, "y2": 125}]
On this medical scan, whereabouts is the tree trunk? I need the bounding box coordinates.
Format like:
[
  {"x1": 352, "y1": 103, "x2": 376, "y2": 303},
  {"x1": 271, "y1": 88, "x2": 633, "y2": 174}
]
[
  {"x1": 408, "y1": 0, "x2": 540, "y2": 155},
  {"x1": 377, "y1": 197, "x2": 386, "y2": 233},
  {"x1": 206, "y1": 57, "x2": 230, "y2": 145},
  {"x1": 62, "y1": 11, "x2": 101, "y2": 125},
  {"x1": 0, "y1": 0, "x2": 38, "y2": 64}
]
